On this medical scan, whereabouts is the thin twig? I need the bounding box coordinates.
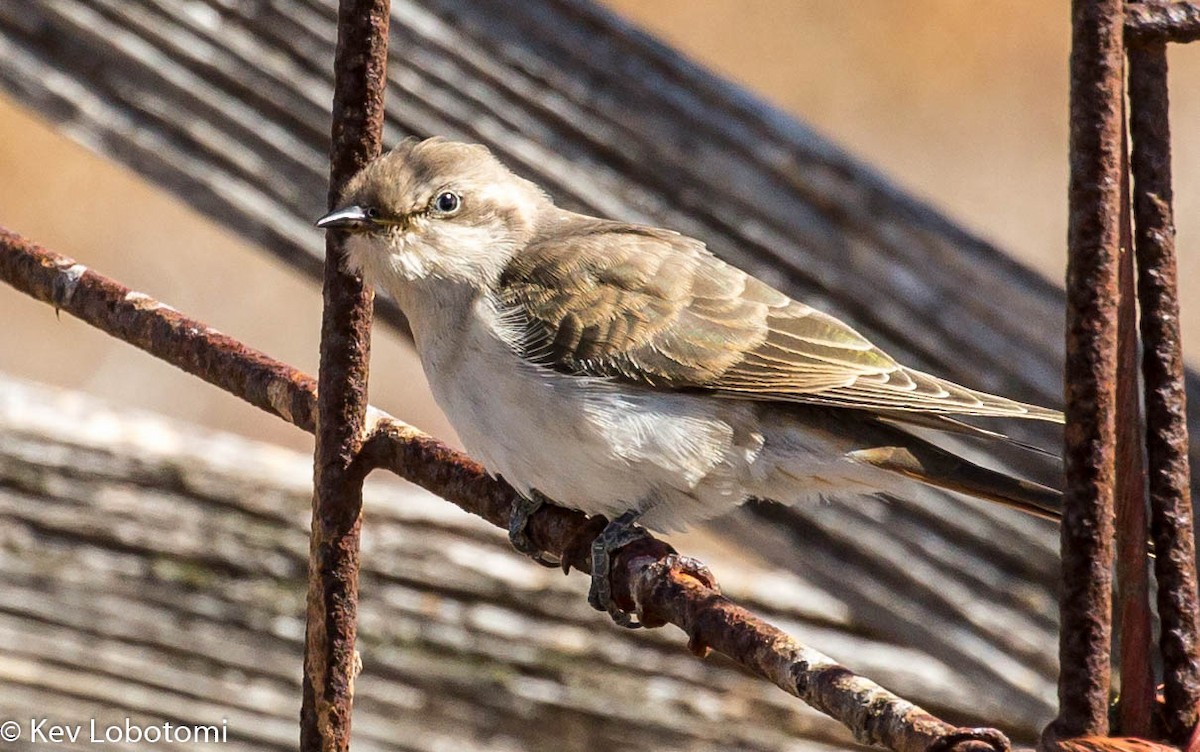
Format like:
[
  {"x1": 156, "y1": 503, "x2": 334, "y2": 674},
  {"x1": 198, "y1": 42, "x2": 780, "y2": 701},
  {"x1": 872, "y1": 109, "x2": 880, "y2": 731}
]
[{"x1": 0, "y1": 228, "x2": 1010, "y2": 752}]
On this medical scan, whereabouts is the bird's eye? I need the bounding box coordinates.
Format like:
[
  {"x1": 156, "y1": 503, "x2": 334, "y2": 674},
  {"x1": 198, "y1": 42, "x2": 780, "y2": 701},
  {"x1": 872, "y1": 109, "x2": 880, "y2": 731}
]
[
  {"x1": 432, "y1": 191, "x2": 461, "y2": 215},
  {"x1": 364, "y1": 207, "x2": 380, "y2": 219}
]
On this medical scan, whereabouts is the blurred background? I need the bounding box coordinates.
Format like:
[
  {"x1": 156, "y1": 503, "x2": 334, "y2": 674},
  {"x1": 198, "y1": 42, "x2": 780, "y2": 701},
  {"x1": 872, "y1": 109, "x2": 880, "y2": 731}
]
[{"x1": 1, "y1": 0, "x2": 1196, "y2": 456}]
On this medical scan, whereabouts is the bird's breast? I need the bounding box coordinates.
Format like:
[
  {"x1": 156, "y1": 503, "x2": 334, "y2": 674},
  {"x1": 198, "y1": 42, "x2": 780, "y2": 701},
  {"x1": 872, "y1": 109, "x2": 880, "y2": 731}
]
[{"x1": 400, "y1": 291, "x2": 763, "y2": 524}]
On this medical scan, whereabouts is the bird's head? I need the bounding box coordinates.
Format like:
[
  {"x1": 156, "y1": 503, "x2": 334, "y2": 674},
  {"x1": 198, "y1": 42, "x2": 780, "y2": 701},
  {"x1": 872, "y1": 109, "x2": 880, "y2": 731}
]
[{"x1": 317, "y1": 137, "x2": 549, "y2": 291}]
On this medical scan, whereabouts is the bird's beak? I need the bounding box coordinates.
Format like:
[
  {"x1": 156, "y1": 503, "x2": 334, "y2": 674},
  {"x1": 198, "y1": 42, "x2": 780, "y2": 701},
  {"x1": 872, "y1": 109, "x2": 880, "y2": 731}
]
[{"x1": 316, "y1": 205, "x2": 373, "y2": 230}]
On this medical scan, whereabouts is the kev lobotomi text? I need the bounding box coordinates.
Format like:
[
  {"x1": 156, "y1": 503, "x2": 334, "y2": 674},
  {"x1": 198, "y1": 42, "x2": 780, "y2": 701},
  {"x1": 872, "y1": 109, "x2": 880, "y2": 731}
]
[{"x1": 20, "y1": 717, "x2": 228, "y2": 744}]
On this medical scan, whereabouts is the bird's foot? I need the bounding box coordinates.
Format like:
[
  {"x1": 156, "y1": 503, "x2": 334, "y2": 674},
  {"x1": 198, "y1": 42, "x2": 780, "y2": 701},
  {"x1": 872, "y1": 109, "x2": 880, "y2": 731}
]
[
  {"x1": 589, "y1": 510, "x2": 651, "y2": 628},
  {"x1": 507, "y1": 492, "x2": 559, "y2": 568}
]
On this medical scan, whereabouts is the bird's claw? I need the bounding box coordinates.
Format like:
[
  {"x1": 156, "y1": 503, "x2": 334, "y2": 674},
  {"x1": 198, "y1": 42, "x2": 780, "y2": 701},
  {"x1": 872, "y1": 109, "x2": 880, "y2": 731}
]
[
  {"x1": 508, "y1": 492, "x2": 560, "y2": 568},
  {"x1": 589, "y1": 510, "x2": 650, "y2": 628}
]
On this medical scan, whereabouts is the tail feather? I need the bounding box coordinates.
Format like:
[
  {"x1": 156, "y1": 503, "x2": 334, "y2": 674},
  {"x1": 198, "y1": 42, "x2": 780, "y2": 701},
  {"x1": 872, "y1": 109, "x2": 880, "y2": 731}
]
[
  {"x1": 847, "y1": 443, "x2": 1062, "y2": 522},
  {"x1": 878, "y1": 412, "x2": 1061, "y2": 458}
]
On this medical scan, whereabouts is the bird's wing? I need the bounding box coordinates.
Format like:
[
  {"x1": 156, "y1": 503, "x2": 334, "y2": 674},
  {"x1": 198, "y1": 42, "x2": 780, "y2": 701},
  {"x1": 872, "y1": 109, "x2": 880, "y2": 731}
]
[{"x1": 496, "y1": 219, "x2": 1062, "y2": 423}]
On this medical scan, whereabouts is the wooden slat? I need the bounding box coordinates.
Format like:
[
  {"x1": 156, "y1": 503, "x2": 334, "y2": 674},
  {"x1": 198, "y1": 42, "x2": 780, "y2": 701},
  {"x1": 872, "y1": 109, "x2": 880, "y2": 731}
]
[
  {"x1": 4, "y1": 0, "x2": 1196, "y2": 479},
  {"x1": 0, "y1": 375, "x2": 1013, "y2": 750},
  {"x1": 3, "y1": 0, "x2": 1196, "y2": 460}
]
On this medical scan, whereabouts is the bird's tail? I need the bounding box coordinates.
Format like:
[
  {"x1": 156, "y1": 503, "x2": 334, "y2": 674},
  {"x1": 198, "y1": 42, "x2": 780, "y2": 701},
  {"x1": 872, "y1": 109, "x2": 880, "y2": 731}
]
[{"x1": 847, "y1": 441, "x2": 1062, "y2": 521}]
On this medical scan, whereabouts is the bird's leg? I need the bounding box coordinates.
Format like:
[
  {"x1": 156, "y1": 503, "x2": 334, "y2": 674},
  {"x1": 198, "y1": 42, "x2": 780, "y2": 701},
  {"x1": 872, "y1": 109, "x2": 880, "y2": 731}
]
[
  {"x1": 589, "y1": 509, "x2": 651, "y2": 628},
  {"x1": 507, "y1": 491, "x2": 559, "y2": 568}
]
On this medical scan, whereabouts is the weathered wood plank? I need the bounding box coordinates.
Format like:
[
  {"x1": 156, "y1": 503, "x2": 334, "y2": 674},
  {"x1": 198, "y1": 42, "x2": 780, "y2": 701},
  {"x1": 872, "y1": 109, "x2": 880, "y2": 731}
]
[
  {"x1": 4, "y1": 0, "x2": 1196, "y2": 483},
  {"x1": 0, "y1": 0, "x2": 1145, "y2": 398},
  {"x1": 3, "y1": 0, "x2": 1196, "y2": 465},
  {"x1": 1, "y1": 375, "x2": 1020, "y2": 750}
]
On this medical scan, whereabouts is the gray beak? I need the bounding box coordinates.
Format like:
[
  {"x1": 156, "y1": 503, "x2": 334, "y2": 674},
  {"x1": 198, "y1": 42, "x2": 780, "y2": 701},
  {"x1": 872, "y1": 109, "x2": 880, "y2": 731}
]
[{"x1": 316, "y1": 205, "x2": 373, "y2": 229}]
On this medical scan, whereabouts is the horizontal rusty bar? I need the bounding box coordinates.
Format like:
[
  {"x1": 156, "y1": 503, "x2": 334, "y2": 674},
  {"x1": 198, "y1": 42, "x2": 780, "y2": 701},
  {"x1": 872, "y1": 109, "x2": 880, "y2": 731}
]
[
  {"x1": 0, "y1": 228, "x2": 318, "y2": 431},
  {"x1": 0, "y1": 227, "x2": 1008, "y2": 752},
  {"x1": 1126, "y1": 1, "x2": 1200, "y2": 44}
]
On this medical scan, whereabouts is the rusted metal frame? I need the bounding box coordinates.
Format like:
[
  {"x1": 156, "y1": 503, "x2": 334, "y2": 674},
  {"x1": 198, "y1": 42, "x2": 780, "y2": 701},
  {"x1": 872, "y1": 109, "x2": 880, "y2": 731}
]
[
  {"x1": 0, "y1": 230, "x2": 1009, "y2": 752},
  {"x1": 1126, "y1": 1, "x2": 1200, "y2": 44},
  {"x1": 0, "y1": 230, "x2": 319, "y2": 431},
  {"x1": 1047, "y1": 0, "x2": 1125, "y2": 744},
  {"x1": 301, "y1": 1, "x2": 390, "y2": 751},
  {"x1": 1114, "y1": 105, "x2": 1154, "y2": 737},
  {"x1": 1128, "y1": 39, "x2": 1200, "y2": 745}
]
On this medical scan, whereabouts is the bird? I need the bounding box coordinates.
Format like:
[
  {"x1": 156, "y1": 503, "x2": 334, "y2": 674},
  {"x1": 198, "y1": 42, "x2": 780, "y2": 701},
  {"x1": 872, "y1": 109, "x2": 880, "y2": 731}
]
[{"x1": 317, "y1": 137, "x2": 1063, "y2": 626}]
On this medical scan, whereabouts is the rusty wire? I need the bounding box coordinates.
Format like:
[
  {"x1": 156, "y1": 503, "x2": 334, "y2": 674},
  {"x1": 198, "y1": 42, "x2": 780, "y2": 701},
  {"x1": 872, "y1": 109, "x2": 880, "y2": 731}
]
[
  {"x1": 1114, "y1": 107, "x2": 1154, "y2": 737},
  {"x1": 1048, "y1": 0, "x2": 1126, "y2": 743},
  {"x1": 1126, "y1": 1, "x2": 1200, "y2": 44},
  {"x1": 1050, "y1": 0, "x2": 1200, "y2": 746},
  {"x1": 1128, "y1": 38, "x2": 1200, "y2": 745},
  {"x1": 0, "y1": 227, "x2": 1013, "y2": 752},
  {"x1": 300, "y1": 1, "x2": 391, "y2": 750}
]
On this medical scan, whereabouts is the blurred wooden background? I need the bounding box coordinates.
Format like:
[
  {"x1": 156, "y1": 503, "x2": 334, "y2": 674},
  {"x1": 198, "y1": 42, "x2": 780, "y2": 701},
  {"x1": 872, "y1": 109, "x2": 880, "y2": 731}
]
[{"x1": 0, "y1": 1, "x2": 1195, "y2": 456}]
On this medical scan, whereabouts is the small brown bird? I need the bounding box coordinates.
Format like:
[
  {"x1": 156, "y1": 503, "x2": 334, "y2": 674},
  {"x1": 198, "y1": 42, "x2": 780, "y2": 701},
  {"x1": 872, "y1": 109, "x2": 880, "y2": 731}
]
[{"x1": 318, "y1": 138, "x2": 1062, "y2": 626}]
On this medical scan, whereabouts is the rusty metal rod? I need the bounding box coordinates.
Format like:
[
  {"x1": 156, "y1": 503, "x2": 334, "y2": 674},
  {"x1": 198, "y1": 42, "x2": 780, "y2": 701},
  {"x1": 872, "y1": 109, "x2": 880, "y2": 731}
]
[
  {"x1": 0, "y1": 232, "x2": 319, "y2": 431},
  {"x1": 301, "y1": 1, "x2": 390, "y2": 750},
  {"x1": 1126, "y1": 2, "x2": 1200, "y2": 44},
  {"x1": 0, "y1": 228, "x2": 1010, "y2": 752},
  {"x1": 1128, "y1": 40, "x2": 1200, "y2": 745},
  {"x1": 1113, "y1": 109, "x2": 1153, "y2": 738},
  {"x1": 1048, "y1": 0, "x2": 1125, "y2": 743}
]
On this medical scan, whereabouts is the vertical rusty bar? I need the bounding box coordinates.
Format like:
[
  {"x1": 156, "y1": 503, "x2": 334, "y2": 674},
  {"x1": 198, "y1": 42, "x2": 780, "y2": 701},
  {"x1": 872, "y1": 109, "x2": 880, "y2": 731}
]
[
  {"x1": 301, "y1": 1, "x2": 390, "y2": 751},
  {"x1": 1045, "y1": 0, "x2": 1124, "y2": 744},
  {"x1": 1114, "y1": 111, "x2": 1154, "y2": 738},
  {"x1": 1128, "y1": 40, "x2": 1200, "y2": 746}
]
